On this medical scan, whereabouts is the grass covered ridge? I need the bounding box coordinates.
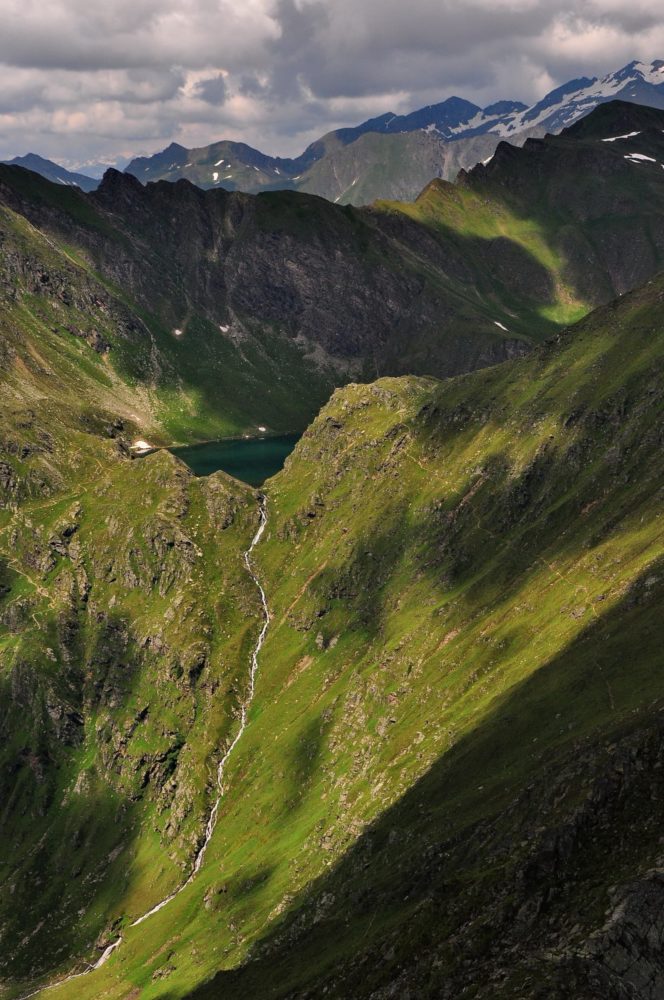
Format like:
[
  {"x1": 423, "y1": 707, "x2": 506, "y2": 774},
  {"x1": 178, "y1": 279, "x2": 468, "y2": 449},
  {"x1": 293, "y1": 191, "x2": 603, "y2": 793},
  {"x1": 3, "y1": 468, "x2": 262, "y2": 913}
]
[{"x1": 24, "y1": 268, "x2": 663, "y2": 1000}]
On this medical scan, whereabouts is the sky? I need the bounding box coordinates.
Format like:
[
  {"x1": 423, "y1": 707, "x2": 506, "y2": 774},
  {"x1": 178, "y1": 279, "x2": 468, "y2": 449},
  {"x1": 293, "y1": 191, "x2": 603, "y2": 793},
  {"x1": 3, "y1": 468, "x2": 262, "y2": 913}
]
[{"x1": 0, "y1": 0, "x2": 663, "y2": 171}]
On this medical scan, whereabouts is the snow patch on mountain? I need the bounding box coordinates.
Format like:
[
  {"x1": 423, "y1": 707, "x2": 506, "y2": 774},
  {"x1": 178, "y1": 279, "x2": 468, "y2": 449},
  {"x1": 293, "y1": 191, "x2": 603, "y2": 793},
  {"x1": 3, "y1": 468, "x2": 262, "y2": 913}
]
[{"x1": 602, "y1": 132, "x2": 641, "y2": 142}]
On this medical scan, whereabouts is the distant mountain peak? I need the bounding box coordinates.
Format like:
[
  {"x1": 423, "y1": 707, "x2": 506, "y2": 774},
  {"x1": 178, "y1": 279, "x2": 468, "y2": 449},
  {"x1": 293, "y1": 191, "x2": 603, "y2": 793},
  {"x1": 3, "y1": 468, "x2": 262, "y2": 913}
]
[
  {"x1": 164, "y1": 141, "x2": 188, "y2": 152},
  {"x1": 94, "y1": 167, "x2": 145, "y2": 204},
  {"x1": 0, "y1": 153, "x2": 98, "y2": 192}
]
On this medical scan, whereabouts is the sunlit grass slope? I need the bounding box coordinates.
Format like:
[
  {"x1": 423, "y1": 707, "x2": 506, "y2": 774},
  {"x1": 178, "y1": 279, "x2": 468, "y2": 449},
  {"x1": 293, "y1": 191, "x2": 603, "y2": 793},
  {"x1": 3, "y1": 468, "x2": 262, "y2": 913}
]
[
  {"x1": 44, "y1": 270, "x2": 664, "y2": 1000},
  {"x1": 0, "y1": 198, "x2": 272, "y2": 993}
]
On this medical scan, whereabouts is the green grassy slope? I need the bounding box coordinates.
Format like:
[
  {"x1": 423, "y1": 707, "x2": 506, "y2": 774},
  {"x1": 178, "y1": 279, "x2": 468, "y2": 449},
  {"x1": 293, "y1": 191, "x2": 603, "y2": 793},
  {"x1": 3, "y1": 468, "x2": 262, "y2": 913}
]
[
  {"x1": 0, "y1": 198, "x2": 160, "y2": 504},
  {"x1": 0, "y1": 428, "x2": 266, "y2": 990},
  {"x1": 384, "y1": 101, "x2": 664, "y2": 333},
  {"x1": 33, "y1": 266, "x2": 664, "y2": 1000},
  {"x1": 0, "y1": 198, "x2": 272, "y2": 991},
  {"x1": 188, "y1": 272, "x2": 664, "y2": 999},
  {"x1": 3, "y1": 101, "x2": 664, "y2": 1000}
]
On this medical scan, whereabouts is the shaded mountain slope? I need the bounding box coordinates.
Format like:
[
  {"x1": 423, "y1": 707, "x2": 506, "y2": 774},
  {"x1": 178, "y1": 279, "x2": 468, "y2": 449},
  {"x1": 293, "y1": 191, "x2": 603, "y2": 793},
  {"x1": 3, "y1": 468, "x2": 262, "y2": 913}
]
[
  {"x1": 0, "y1": 167, "x2": 337, "y2": 442},
  {"x1": 393, "y1": 100, "x2": 664, "y2": 315},
  {"x1": 22, "y1": 257, "x2": 664, "y2": 1000},
  {"x1": 1, "y1": 101, "x2": 664, "y2": 446},
  {"x1": 0, "y1": 160, "x2": 537, "y2": 446},
  {"x1": 458, "y1": 98, "x2": 664, "y2": 308}
]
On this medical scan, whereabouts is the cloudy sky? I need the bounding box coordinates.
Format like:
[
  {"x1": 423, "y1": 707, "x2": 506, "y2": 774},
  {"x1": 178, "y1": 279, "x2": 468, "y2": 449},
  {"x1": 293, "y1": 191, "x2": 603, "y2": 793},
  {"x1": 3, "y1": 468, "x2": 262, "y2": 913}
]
[{"x1": 1, "y1": 0, "x2": 663, "y2": 170}]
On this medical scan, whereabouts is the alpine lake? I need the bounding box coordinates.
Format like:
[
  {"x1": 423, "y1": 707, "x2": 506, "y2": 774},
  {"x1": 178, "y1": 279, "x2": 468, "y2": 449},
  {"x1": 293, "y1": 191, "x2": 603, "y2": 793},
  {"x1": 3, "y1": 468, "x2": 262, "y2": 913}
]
[{"x1": 169, "y1": 433, "x2": 300, "y2": 486}]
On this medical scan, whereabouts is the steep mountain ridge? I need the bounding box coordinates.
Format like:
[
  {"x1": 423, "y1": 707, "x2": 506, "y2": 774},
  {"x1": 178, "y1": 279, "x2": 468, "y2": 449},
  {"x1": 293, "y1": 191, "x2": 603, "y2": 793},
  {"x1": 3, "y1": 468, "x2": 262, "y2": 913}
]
[
  {"x1": 179, "y1": 272, "x2": 663, "y2": 1000},
  {"x1": 5, "y1": 247, "x2": 662, "y2": 1000},
  {"x1": 0, "y1": 159, "x2": 537, "y2": 447}
]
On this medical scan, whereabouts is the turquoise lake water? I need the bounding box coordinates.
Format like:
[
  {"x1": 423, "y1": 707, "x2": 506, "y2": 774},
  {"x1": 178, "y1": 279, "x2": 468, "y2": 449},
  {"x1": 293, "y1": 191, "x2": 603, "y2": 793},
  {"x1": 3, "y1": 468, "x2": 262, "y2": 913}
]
[{"x1": 170, "y1": 434, "x2": 300, "y2": 486}]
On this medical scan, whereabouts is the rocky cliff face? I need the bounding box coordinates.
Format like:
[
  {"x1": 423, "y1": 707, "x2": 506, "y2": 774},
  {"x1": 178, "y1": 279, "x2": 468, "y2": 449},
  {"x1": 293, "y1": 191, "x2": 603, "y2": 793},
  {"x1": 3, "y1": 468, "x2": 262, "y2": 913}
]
[
  {"x1": 86, "y1": 170, "x2": 533, "y2": 378},
  {"x1": 1, "y1": 102, "x2": 664, "y2": 449}
]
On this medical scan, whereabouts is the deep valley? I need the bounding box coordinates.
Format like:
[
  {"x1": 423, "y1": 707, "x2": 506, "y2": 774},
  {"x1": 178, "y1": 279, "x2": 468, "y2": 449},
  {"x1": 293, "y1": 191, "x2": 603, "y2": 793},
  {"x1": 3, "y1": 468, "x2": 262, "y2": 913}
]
[{"x1": 1, "y1": 98, "x2": 663, "y2": 1000}]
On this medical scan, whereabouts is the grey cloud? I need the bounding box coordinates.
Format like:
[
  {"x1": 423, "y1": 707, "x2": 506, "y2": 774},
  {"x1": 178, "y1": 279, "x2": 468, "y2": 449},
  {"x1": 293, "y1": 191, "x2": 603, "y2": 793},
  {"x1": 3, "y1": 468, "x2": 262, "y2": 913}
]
[
  {"x1": 263, "y1": 0, "x2": 651, "y2": 101},
  {"x1": 194, "y1": 74, "x2": 227, "y2": 105},
  {"x1": 0, "y1": 0, "x2": 274, "y2": 72},
  {"x1": 238, "y1": 73, "x2": 268, "y2": 97},
  {"x1": 584, "y1": 1, "x2": 663, "y2": 32},
  {"x1": 0, "y1": 0, "x2": 662, "y2": 164},
  {"x1": 268, "y1": 0, "x2": 329, "y2": 99}
]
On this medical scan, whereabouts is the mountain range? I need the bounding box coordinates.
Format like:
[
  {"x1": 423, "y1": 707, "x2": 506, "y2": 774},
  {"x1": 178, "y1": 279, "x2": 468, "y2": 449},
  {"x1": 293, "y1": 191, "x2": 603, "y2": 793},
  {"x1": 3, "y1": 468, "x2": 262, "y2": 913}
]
[
  {"x1": 0, "y1": 98, "x2": 663, "y2": 999},
  {"x1": 5, "y1": 59, "x2": 664, "y2": 208},
  {"x1": 1, "y1": 99, "x2": 664, "y2": 443},
  {"x1": 125, "y1": 58, "x2": 664, "y2": 206}
]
